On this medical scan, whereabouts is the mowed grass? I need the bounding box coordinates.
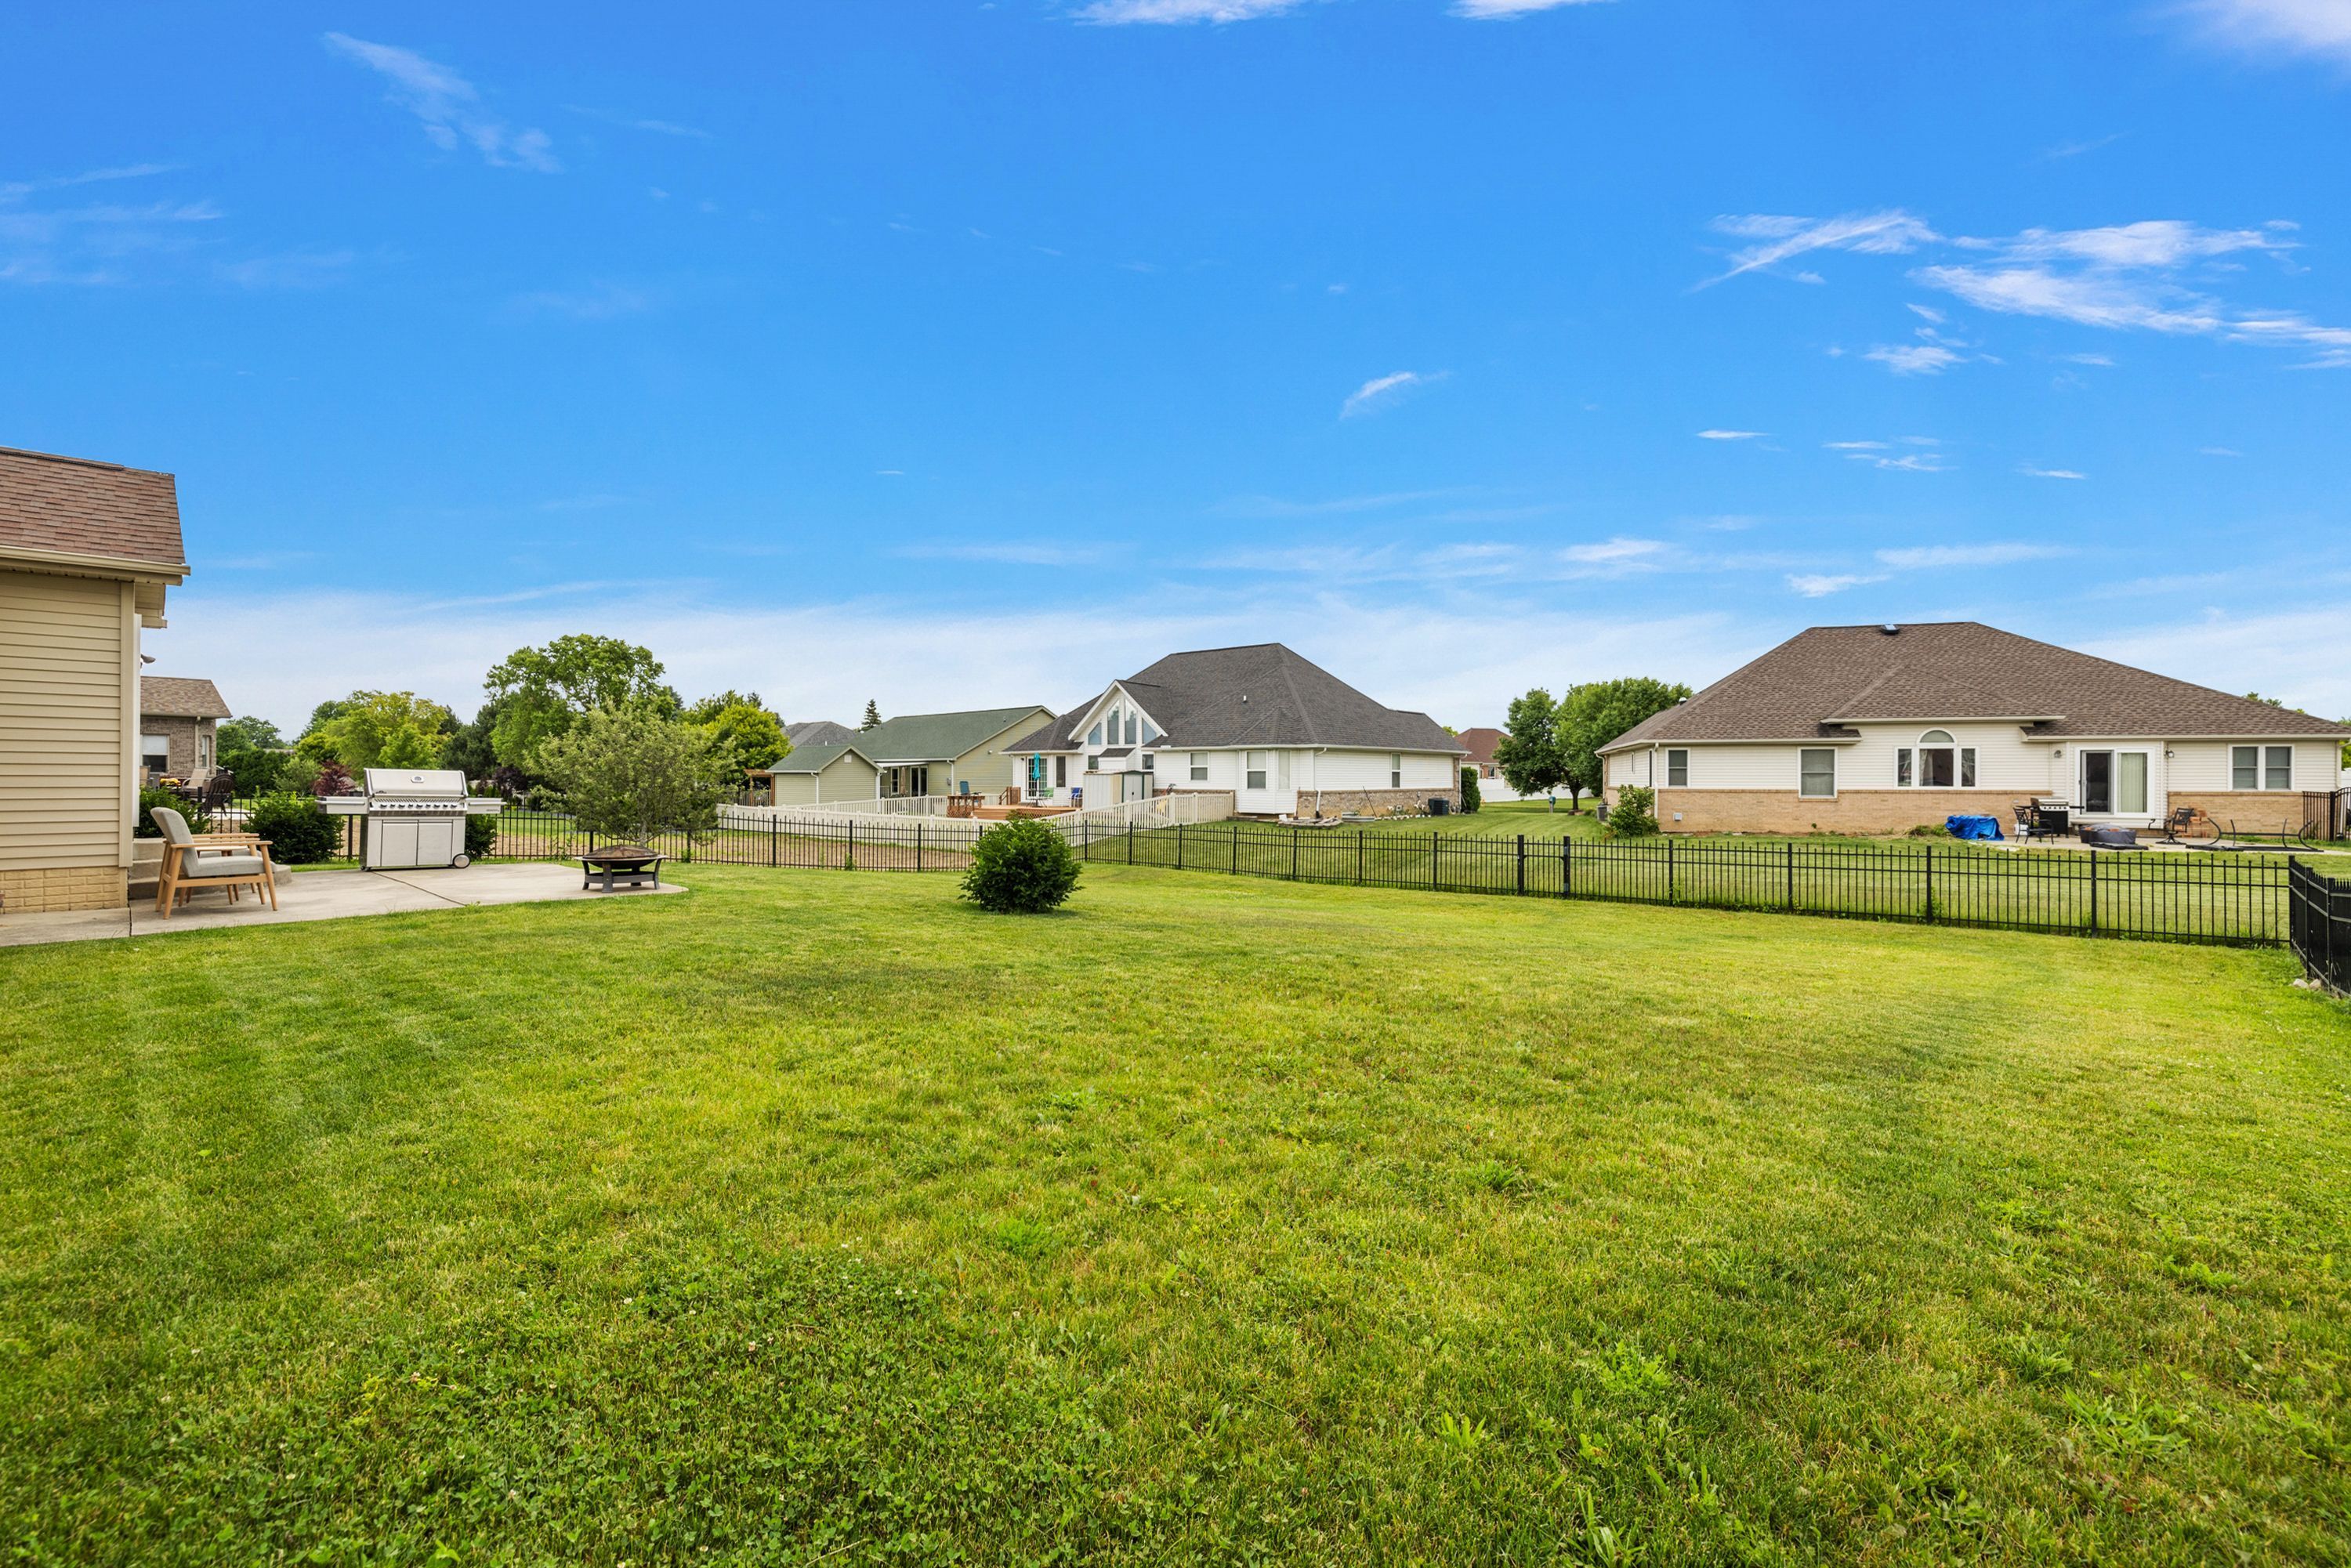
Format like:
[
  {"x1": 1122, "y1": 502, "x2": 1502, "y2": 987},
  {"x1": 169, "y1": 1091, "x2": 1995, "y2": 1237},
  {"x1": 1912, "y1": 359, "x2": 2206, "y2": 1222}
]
[{"x1": 5, "y1": 867, "x2": 2350, "y2": 1564}]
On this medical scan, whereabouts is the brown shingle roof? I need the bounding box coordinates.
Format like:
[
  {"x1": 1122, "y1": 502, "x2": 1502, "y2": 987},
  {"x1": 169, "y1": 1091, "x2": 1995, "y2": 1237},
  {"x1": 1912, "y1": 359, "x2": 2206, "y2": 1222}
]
[
  {"x1": 0, "y1": 445, "x2": 187, "y2": 572},
  {"x1": 1603, "y1": 622, "x2": 2351, "y2": 751},
  {"x1": 1455, "y1": 726, "x2": 1505, "y2": 770},
  {"x1": 140, "y1": 676, "x2": 232, "y2": 719}
]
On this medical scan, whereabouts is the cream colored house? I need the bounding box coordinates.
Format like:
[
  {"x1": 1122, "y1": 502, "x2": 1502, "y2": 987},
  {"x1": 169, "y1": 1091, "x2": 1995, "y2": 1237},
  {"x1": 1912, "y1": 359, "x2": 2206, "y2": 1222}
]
[
  {"x1": 749, "y1": 741, "x2": 878, "y2": 806},
  {"x1": 0, "y1": 446, "x2": 190, "y2": 912},
  {"x1": 1599, "y1": 621, "x2": 2350, "y2": 837}
]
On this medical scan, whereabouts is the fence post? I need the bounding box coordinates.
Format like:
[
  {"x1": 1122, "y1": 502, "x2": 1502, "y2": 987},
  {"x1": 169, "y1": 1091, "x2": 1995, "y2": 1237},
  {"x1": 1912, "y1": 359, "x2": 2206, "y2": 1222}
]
[
  {"x1": 1176, "y1": 822, "x2": 1184, "y2": 870},
  {"x1": 1432, "y1": 832, "x2": 1440, "y2": 892},
  {"x1": 2088, "y1": 850, "x2": 2099, "y2": 935},
  {"x1": 1667, "y1": 837, "x2": 1676, "y2": 904},
  {"x1": 845, "y1": 819, "x2": 853, "y2": 871},
  {"x1": 1357, "y1": 831, "x2": 1365, "y2": 884},
  {"x1": 1562, "y1": 835, "x2": 1571, "y2": 898},
  {"x1": 770, "y1": 813, "x2": 778, "y2": 867},
  {"x1": 1924, "y1": 842, "x2": 1934, "y2": 923},
  {"x1": 1083, "y1": 818, "x2": 1090, "y2": 858},
  {"x1": 915, "y1": 820, "x2": 923, "y2": 873},
  {"x1": 1785, "y1": 841, "x2": 1795, "y2": 911},
  {"x1": 1128, "y1": 820, "x2": 1136, "y2": 864},
  {"x1": 1516, "y1": 834, "x2": 1526, "y2": 896}
]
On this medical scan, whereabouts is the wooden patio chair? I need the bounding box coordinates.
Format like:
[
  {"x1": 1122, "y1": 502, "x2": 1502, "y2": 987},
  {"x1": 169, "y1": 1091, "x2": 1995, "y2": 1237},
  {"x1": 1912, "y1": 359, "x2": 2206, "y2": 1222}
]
[{"x1": 150, "y1": 806, "x2": 279, "y2": 918}]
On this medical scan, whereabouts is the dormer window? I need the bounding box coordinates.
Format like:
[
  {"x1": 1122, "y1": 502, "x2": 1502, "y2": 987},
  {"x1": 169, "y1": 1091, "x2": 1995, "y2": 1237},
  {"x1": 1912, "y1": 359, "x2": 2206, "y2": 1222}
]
[{"x1": 1087, "y1": 722, "x2": 1103, "y2": 747}]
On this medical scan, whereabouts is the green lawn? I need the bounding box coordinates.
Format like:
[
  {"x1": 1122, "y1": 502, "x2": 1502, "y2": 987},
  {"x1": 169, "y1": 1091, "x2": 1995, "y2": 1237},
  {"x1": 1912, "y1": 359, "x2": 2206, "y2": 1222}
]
[{"x1": 5, "y1": 865, "x2": 2350, "y2": 1564}]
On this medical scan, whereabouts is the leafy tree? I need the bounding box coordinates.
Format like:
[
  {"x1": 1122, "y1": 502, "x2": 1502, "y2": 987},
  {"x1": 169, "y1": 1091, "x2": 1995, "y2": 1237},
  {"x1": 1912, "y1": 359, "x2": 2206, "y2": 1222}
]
[
  {"x1": 312, "y1": 690, "x2": 457, "y2": 773},
  {"x1": 532, "y1": 705, "x2": 732, "y2": 846},
  {"x1": 442, "y1": 693, "x2": 510, "y2": 786},
  {"x1": 697, "y1": 698, "x2": 789, "y2": 781},
  {"x1": 1559, "y1": 677, "x2": 1692, "y2": 809},
  {"x1": 484, "y1": 634, "x2": 680, "y2": 766},
  {"x1": 1459, "y1": 766, "x2": 1482, "y2": 814},
  {"x1": 861, "y1": 699, "x2": 882, "y2": 730},
  {"x1": 1494, "y1": 690, "x2": 1567, "y2": 809},
  {"x1": 215, "y1": 716, "x2": 287, "y2": 795},
  {"x1": 962, "y1": 818, "x2": 1080, "y2": 914},
  {"x1": 313, "y1": 759, "x2": 356, "y2": 798}
]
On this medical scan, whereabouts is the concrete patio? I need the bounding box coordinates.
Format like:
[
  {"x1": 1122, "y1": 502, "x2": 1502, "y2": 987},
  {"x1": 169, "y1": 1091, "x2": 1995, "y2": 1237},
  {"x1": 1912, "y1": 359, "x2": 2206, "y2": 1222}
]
[{"x1": 0, "y1": 863, "x2": 682, "y2": 949}]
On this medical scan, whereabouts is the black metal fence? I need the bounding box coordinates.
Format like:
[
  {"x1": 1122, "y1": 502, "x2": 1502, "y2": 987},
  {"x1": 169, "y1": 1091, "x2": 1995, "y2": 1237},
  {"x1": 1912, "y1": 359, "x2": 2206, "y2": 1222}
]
[
  {"x1": 1071, "y1": 821, "x2": 2298, "y2": 947},
  {"x1": 2289, "y1": 860, "x2": 2351, "y2": 993},
  {"x1": 187, "y1": 792, "x2": 2328, "y2": 951}
]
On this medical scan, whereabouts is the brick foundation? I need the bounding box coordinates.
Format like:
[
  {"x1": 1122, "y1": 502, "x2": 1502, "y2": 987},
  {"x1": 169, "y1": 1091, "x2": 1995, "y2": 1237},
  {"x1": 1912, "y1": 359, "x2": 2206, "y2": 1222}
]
[
  {"x1": 1610, "y1": 787, "x2": 2014, "y2": 837},
  {"x1": 0, "y1": 864, "x2": 129, "y2": 913},
  {"x1": 1278, "y1": 785, "x2": 1463, "y2": 820}
]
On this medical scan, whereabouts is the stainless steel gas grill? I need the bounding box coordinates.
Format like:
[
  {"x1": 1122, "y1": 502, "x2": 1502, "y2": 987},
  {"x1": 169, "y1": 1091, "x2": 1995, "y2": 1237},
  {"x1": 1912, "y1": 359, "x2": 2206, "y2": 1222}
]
[{"x1": 321, "y1": 768, "x2": 505, "y2": 870}]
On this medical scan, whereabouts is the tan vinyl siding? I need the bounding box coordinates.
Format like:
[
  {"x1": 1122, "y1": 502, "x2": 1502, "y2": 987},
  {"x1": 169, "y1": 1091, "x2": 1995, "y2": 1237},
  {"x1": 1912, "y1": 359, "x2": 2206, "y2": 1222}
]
[{"x1": 0, "y1": 568, "x2": 131, "y2": 871}]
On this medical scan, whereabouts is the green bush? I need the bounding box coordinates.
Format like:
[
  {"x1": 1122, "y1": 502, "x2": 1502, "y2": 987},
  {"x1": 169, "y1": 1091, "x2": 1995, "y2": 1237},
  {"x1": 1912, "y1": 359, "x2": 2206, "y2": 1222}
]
[
  {"x1": 135, "y1": 787, "x2": 211, "y2": 838},
  {"x1": 247, "y1": 792, "x2": 340, "y2": 865},
  {"x1": 465, "y1": 813, "x2": 498, "y2": 860},
  {"x1": 1459, "y1": 766, "x2": 1482, "y2": 814},
  {"x1": 1607, "y1": 786, "x2": 1659, "y2": 839},
  {"x1": 962, "y1": 818, "x2": 1080, "y2": 914}
]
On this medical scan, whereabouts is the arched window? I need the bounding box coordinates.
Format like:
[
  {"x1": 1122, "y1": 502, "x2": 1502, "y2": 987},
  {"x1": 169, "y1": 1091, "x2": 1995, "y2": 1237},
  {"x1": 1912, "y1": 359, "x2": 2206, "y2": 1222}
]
[{"x1": 1914, "y1": 730, "x2": 1971, "y2": 788}]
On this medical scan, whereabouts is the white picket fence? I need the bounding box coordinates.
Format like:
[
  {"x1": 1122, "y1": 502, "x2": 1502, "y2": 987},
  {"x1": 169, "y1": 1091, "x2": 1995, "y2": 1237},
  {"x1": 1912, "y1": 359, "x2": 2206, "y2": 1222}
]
[{"x1": 719, "y1": 788, "x2": 1233, "y2": 849}]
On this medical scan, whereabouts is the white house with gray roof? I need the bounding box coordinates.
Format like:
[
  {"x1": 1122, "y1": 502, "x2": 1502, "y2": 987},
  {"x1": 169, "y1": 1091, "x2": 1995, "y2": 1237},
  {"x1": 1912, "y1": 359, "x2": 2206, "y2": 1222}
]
[
  {"x1": 1004, "y1": 643, "x2": 1464, "y2": 819},
  {"x1": 1599, "y1": 621, "x2": 2349, "y2": 838}
]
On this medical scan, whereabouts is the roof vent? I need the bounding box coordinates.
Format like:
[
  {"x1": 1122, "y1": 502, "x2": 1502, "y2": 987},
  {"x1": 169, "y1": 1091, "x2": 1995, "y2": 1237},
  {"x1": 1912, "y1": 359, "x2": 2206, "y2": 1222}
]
[{"x1": 1878, "y1": 623, "x2": 1901, "y2": 636}]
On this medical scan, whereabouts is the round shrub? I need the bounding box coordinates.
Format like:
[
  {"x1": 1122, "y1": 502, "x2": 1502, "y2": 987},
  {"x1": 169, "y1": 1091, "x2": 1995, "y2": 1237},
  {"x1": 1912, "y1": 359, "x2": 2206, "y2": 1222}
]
[
  {"x1": 465, "y1": 812, "x2": 498, "y2": 861},
  {"x1": 1459, "y1": 766, "x2": 1482, "y2": 815},
  {"x1": 961, "y1": 818, "x2": 1080, "y2": 914},
  {"x1": 247, "y1": 791, "x2": 341, "y2": 865},
  {"x1": 136, "y1": 786, "x2": 211, "y2": 838},
  {"x1": 1607, "y1": 785, "x2": 1660, "y2": 839}
]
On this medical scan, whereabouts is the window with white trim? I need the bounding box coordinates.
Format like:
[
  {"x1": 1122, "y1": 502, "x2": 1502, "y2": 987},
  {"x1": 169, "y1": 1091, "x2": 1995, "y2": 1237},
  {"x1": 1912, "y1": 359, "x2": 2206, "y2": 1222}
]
[
  {"x1": 140, "y1": 734, "x2": 170, "y2": 777},
  {"x1": 1246, "y1": 751, "x2": 1269, "y2": 791},
  {"x1": 1799, "y1": 748, "x2": 1836, "y2": 798},
  {"x1": 1125, "y1": 713, "x2": 1138, "y2": 745},
  {"x1": 1960, "y1": 747, "x2": 1976, "y2": 788},
  {"x1": 1666, "y1": 748, "x2": 1688, "y2": 788},
  {"x1": 1055, "y1": 756, "x2": 1067, "y2": 787},
  {"x1": 1087, "y1": 754, "x2": 1101, "y2": 772},
  {"x1": 1088, "y1": 722, "x2": 1103, "y2": 747},
  {"x1": 1189, "y1": 754, "x2": 1207, "y2": 782},
  {"x1": 1389, "y1": 754, "x2": 1402, "y2": 788},
  {"x1": 1897, "y1": 748, "x2": 1913, "y2": 787},
  {"x1": 2266, "y1": 746, "x2": 2293, "y2": 790},
  {"x1": 1143, "y1": 752, "x2": 1154, "y2": 773},
  {"x1": 1918, "y1": 730, "x2": 1957, "y2": 788}
]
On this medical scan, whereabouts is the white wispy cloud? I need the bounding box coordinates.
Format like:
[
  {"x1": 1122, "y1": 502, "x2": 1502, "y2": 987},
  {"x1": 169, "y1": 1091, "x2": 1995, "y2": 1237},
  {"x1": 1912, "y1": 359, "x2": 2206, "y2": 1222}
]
[
  {"x1": 2200, "y1": 445, "x2": 2242, "y2": 457},
  {"x1": 1701, "y1": 209, "x2": 1940, "y2": 286},
  {"x1": 1341, "y1": 369, "x2": 1444, "y2": 418},
  {"x1": 1076, "y1": 0, "x2": 1305, "y2": 21},
  {"x1": 1786, "y1": 573, "x2": 1888, "y2": 597},
  {"x1": 2018, "y1": 465, "x2": 2087, "y2": 480},
  {"x1": 1452, "y1": 0, "x2": 1613, "y2": 16},
  {"x1": 1864, "y1": 342, "x2": 1965, "y2": 375},
  {"x1": 215, "y1": 249, "x2": 357, "y2": 289},
  {"x1": 1208, "y1": 488, "x2": 1459, "y2": 519},
  {"x1": 566, "y1": 105, "x2": 712, "y2": 139},
  {"x1": 1697, "y1": 428, "x2": 1764, "y2": 440},
  {"x1": 1712, "y1": 208, "x2": 2351, "y2": 368},
  {"x1": 324, "y1": 33, "x2": 559, "y2": 172},
  {"x1": 1842, "y1": 451, "x2": 1950, "y2": 473},
  {"x1": 1876, "y1": 543, "x2": 2067, "y2": 569},
  {"x1": 2184, "y1": 0, "x2": 2351, "y2": 64},
  {"x1": 508, "y1": 282, "x2": 650, "y2": 320},
  {"x1": 0, "y1": 164, "x2": 219, "y2": 285},
  {"x1": 1823, "y1": 440, "x2": 1888, "y2": 451}
]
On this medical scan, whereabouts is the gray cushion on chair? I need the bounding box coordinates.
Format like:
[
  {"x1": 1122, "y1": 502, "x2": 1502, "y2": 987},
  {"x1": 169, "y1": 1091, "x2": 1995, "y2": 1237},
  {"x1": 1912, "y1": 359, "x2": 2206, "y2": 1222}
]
[
  {"x1": 181, "y1": 853, "x2": 265, "y2": 878},
  {"x1": 151, "y1": 806, "x2": 195, "y2": 846}
]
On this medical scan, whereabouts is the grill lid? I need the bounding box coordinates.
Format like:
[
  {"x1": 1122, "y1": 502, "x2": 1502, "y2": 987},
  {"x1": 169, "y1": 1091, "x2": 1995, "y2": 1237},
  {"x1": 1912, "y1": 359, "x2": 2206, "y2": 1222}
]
[{"x1": 364, "y1": 767, "x2": 469, "y2": 799}]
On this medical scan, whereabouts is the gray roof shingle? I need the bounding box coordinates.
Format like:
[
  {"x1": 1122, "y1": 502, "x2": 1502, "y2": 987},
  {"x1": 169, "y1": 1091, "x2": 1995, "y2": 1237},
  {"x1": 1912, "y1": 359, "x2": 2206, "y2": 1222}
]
[
  {"x1": 786, "y1": 719, "x2": 857, "y2": 748},
  {"x1": 139, "y1": 676, "x2": 231, "y2": 719},
  {"x1": 0, "y1": 446, "x2": 187, "y2": 572},
  {"x1": 1602, "y1": 622, "x2": 2351, "y2": 751},
  {"x1": 1005, "y1": 643, "x2": 1463, "y2": 755}
]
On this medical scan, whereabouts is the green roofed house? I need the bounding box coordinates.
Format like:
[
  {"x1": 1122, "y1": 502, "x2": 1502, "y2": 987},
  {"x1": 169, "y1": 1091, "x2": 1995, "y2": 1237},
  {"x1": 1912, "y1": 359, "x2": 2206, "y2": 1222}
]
[
  {"x1": 857, "y1": 704, "x2": 1056, "y2": 801},
  {"x1": 748, "y1": 741, "x2": 878, "y2": 807},
  {"x1": 750, "y1": 704, "x2": 1055, "y2": 805}
]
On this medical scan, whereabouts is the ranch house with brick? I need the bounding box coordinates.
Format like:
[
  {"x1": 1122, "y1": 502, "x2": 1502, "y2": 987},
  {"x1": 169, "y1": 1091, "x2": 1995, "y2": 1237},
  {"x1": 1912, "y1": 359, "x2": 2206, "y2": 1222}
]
[{"x1": 1599, "y1": 621, "x2": 2349, "y2": 838}]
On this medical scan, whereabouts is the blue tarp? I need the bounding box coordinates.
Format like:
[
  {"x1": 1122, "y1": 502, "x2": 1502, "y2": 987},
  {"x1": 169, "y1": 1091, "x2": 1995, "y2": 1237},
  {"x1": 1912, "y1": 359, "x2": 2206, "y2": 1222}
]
[{"x1": 1946, "y1": 813, "x2": 2003, "y2": 841}]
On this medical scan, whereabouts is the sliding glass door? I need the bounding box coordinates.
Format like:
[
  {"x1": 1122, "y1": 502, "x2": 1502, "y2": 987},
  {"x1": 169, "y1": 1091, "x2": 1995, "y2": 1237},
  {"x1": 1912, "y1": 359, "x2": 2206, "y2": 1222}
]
[{"x1": 2078, "y1": 749, "x2": 2150, "y2": 815}]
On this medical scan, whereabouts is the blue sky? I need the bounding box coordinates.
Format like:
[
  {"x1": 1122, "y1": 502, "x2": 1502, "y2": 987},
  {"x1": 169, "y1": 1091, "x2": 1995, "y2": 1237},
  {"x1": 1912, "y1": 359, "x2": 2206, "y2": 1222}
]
[{"x1": 6, "y1": 0, "x2": 2349, "y2": 730}]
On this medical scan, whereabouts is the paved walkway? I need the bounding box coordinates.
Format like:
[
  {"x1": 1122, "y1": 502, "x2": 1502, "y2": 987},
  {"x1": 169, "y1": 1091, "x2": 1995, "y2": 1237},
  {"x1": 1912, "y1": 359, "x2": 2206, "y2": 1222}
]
[{"x1": 0, "y1": 863, "x2": 682, "y2": 949}]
